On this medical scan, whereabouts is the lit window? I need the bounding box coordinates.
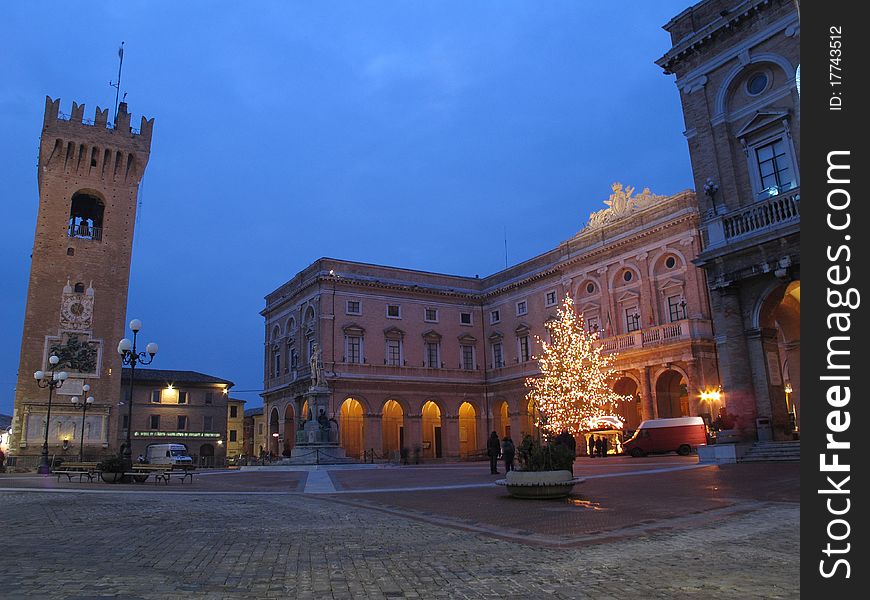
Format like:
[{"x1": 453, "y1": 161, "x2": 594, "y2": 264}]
[
  {"x1": 755, "y1": 138, "x2": 794, "y2": 198},
  {"x1": 516, "y1": 301, "x2": 527, "y2": 316}
]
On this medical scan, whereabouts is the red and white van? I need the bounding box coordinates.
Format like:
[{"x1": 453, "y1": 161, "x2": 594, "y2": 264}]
[{"x1": 621, "y1": 417, "x2": 707, "y2": 457}]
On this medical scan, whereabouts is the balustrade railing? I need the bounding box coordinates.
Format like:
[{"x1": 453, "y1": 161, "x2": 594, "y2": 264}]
[
  {"x1": 68, "y1": 223, "x2": 102, "y2": 241},
  {"x1": 722, "y1": 190, "x2": 800, "y2": 240}
]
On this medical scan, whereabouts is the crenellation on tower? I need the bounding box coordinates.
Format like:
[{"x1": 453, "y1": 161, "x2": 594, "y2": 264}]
[{"x1": 42, "y1": 96, "x2": 153, "y2": 150}]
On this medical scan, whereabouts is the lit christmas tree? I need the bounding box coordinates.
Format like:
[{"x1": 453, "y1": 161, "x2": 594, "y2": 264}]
[{"x1": 525, "y1": 295, "x2": 628, "y2": 437}]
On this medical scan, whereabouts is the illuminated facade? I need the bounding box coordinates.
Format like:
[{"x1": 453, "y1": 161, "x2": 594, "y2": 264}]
[
  {"x1": 262, "y1": 186, "x2": 720, "y2": 459},
  {"x1": 657, "y1": 0, "x2": 800, "y2": 440}
]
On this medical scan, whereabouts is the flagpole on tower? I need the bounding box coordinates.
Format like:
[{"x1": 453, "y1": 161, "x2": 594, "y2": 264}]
[{"x1": 110, "y1": 42, "x2": 125, "y2": 127}]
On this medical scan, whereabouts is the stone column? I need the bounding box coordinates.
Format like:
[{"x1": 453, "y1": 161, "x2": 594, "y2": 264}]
[
  {"x1": 639, "y1": 367, "x2": 655, "y2": 420},
  {"x1": 711, "y1": 286, "x2": 756, "y2": 437},
  {"x1": 746, "y1": 327, "x2": 790, "y2": 440},
  {"x1": 635, "y1": 253, "x2": 657, "y2": 326}
]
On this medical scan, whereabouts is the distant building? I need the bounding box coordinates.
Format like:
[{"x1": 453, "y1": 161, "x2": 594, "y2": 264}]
[
  {"x1": 656, "y1": 0, "x2": 800, "y2": 440},
  {"x1": 262, "y1": 186, "x2": 720, "y2": 460},
  {"x1": 9, "y1": 97, "x2": 154, "y2": 467},
  {"x1": 122, "y1": 368, "x2": 234, "y2": 467},
  {"x1": 226, "y1": 399, "x2": 246, "y2": 460},
  {"x1": 243, "y1": 407, "x2": 266, "y2": 458}
]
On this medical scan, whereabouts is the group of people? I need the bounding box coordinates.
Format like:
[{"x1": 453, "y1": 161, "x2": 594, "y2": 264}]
[
  {"x1": 487, "y1": 432, "x2": 515, "y2": 474},
  {"x1": 588, "y1": 434, "x2": 610, "y2": 458}
]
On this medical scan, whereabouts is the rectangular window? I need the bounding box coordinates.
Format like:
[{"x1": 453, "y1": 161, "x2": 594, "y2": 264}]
[
  {"x1": 518, "y1": 335, "x2": 530, "y2": 362},
  {"x1": 346, "y1": 300, "x2": 361, "y2": 315},
  {"x1": 461, "y1": 345, "x2": 475, "y2": 370},
  {"x1": 516, "y1": 301, "x2": 527, "y2": 316},
  {"x1": 346, "y1": 336, "x2": 362, "y2": 363},
  {"x1": 177, "y1": 391, "x2": 189, "y2": 405},
  {"x1": 668, "y1": 295, "x2": 687, "y2": 322},
  {"x1": 545, "y1": 291, "x2": 557, "y2": 307},
  {"x1": 755, "y1": 138, "x2": 793, "y2": 197},
  {"x1": 492, "y1": 342, "x2": 504, "y2": 368},
  {"x1": 460, "y1": 312, "x2": 472, "y2": 325},
  {"x1": 386, "y1": 304, "x2": 401, "y2": 319},
  {"x1": 490, "y1": 310, "x2": 500, "y2": 324},
  {"x1": 625, "y1": 308, "x2": 640, "y2": 333},
  {"x1": 230, "y1": 405, "x2": 238, "y2": 418},
  {"x1": 386, "y1": 339, "x2": 401, "y2": 366},
  {"x1": 585, "y1": 315, "x2": 600, "y2": 334},
  {"x1": 274, "y1": 353, "x2": 281, "y2": 377},
  {"x1": 149, "y1": 415, "x2": 160, "y2": 430},
  {"x1": 177, "y1": 415, "x2": 187, "y2": 430},
  {"x1": 424, "y1": 308, "x2": 438, "y2": 322},
  {"x1": 426, "y1": 342, "x2": 440, "y2": 368},
  {"x1": 150, "y1": 390, "x2": 161, "y2": 403},
  {"x1": 205, "y1": 392, "x2": 213, "y2": 405},
  {"x1": 258, "y1": 423, "x2": 264, "y2": 435},
  {"x1": 203, "y1": 416, "x2": 213, "y2": 431},
  {"x1": 229, "y1": 430, "x2": 237, "y2": 442}
]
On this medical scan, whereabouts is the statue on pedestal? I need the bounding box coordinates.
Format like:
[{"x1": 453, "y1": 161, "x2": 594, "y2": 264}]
[{"x1": 309, "y1": 343, "x2": 325, "y2": 389}]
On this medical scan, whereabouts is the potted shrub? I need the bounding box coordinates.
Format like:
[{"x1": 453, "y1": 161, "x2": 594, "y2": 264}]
[
  {"x1": 497, "y1": 435, "x2": 582, "y2": 498},
  {"x1": 97, "y1": 456, "x2": 126, "y2": 483}
]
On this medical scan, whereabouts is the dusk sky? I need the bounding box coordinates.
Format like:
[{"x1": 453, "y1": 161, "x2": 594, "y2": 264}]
[{"x1": 0, "y1": 1, "x2": 694, "y2": 415}]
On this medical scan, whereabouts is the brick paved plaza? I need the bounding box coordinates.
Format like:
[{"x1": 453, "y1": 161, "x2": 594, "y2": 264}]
[{"x1": 0, "y1": 458, "x2": 799, "y2": 599}]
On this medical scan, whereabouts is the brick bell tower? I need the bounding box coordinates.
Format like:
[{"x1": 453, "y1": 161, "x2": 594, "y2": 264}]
[{"x1": 9, "y1": 97, "x2": 153, "y2": 466}]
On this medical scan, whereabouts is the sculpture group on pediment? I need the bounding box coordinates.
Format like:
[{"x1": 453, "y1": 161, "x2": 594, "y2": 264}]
[{"x1": 584, "y1": 183, "x2": 666, "y2": 230}]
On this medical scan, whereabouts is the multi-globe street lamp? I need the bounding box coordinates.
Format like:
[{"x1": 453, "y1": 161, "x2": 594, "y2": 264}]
[
  {"x1": 118, "y1": 319, "x2": 158, "y2": 471},
  {"x1": 34, "y1": 355, "x2": 69, "y2": 474},
  {"x1": 70, "y1": 387, "x2": 94, "y2": 462}
]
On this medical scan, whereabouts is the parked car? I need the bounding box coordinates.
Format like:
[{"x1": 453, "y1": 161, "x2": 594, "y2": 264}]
[{"x1": 621, "y1": 417, "x2": 707, "y2": 457}]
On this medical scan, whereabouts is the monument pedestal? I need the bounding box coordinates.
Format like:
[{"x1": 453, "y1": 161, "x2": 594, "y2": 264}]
[{"x1": 284, "y1": 384, "x2": 356, "y2": 465}]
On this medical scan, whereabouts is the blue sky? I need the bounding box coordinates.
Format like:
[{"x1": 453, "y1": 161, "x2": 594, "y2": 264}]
[{"x1": 0, "y1": 1, "x2": 693, "y2": 414}]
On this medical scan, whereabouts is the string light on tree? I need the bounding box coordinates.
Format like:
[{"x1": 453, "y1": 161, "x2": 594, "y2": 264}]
[{"x1": 525, "y1": 295, "x2": 629, "y2": 437}]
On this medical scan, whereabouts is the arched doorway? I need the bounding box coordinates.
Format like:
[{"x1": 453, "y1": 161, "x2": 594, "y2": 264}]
[
  {"x1": 269, "y1": 407, "x2": 280, "y2": 456},
  {"x1": 526, "y1": 398, "x2": 539, "y2": 438},
  {"x1": 758, "y1": 280, "x2": 801, "y2": 438},
  {"x1": 655, "y1": 370, "x2": 689, "y2": 418},
  {"x1": 301, "y1": 399, "x2": 309, "y2": 422},
  {"x1": 382, "y1": 400, "x2": 404, "y2": 458},
  {"x1": 340, "y1": 398, "x2": 364, "y2": 458},
  {"x1": 421, "y1": 401, "x2": 443, "y2": 458},
  {"x1": 283, "y1": 405, "x2": 295, "y2": 456},
  {"x1": 458, "y1": 402, "x2": 477, "y2": 458},
  {"x1": 493, "y1": 401, "x2": 510, "y2": 439},
  {"x1": 199, "y1": 443, "x2": 215, "y2": 468},
  {"x1": 613, "y1": 377, "x2": 642, "y2": 433}
]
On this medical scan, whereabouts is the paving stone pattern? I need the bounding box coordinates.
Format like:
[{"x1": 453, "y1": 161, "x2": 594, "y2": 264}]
[{"x1": 1, "y1": 489, "x2": 798, "y2": 599}]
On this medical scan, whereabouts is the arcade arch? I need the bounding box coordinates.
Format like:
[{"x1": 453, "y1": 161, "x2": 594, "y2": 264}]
[
  {"x1": 421, "y1": 400, "x2": 443, "y2": 459},
  {"x1": 340, "y1": 397, "x2": 364, "y2": 458},
  {"x1": 458, "y1": 402, "x2": 477, "y2": 458},
  {"x1": 655, "y1": 369, "x2": 689, "y2": 418},
  {"x1": 382, "y1": 400, "x2": 404, "y2": 457}
]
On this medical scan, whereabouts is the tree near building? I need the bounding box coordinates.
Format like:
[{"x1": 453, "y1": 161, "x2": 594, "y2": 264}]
[{"x1": 525, "y1": 295, "x2": 628, "y2": 437}]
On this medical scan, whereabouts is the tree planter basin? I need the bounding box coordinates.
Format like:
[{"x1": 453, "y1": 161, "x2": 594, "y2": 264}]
[
  {"x1": 100, "y1": 471, "x2": 123, "y2": 484},
  {"x1": 495, "y1": 469, "x2": 584, "y2": 499}
]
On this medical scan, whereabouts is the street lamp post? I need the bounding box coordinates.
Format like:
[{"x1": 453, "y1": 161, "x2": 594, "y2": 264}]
[
  {"x1": 34, "y1": 355, "x2": 69, "y2": 474},
  {"x1": 71, "y1": 387, "x2": 94, "y2": 462},
  {"x1": 118, "y1": 319, "x2": 158, "y2": 472}
]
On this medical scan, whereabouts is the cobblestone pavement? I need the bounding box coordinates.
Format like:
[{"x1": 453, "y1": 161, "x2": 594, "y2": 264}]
[{"x1": 0, "y1": 462, "x2": 799, "y2": 599}]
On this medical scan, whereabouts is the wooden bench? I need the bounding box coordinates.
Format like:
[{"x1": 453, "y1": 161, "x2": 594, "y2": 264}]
[
  {"x1": 157, "y1": 469, "x2": 196, "y2": 484},
  {"x1": 54, "y1": 462, "x2": 101, "y2": 483},
  {"x1": 124, "y1": 464, "x2": 171, "y2": 484}
]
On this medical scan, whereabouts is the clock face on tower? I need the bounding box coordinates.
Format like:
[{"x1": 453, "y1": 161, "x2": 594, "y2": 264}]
[{"x1": 60, "y1": 295, "x2": 93, "y2": 329}]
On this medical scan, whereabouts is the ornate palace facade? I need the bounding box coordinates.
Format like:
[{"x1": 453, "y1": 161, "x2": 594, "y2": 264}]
[{"x1": 262, "y1": 185, "x2": 720, "y2": 459}]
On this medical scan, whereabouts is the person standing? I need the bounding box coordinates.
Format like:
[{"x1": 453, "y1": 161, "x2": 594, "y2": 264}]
[
  {"x1": 501, "y1": 436, "x2": 516, "y2": 473},
  {"x1": 588, "y1": 435, "x2": 596, "y2": 458},
  {"x1": 602, "y1": 436, "x2": 609, "y2": 457},
  {"x1": 595, "y1": 435, "x2": 603, "y2": 458},
  {"x1": 487, "y1": 431, "x2": 501, "y2": 474}
]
